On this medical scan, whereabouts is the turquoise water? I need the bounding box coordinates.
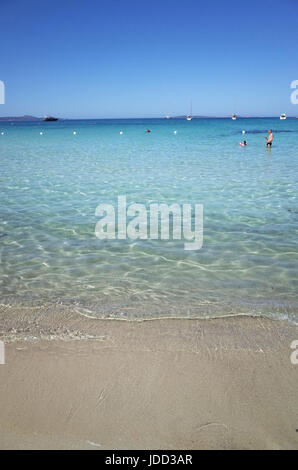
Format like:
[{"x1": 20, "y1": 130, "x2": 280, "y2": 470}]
[{"x1": 0, "y1": 118, "x2": 297, "y2": 322}]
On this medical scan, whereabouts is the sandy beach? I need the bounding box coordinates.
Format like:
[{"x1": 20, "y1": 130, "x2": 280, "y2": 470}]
[{"x1": 0, "y1": 311, "x2": 297, "y2": 450}]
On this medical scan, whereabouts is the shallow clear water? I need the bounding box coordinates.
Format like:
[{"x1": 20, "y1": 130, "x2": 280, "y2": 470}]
[{"x1": 0, "y1": 118, "x2": 297, "y2": 321}]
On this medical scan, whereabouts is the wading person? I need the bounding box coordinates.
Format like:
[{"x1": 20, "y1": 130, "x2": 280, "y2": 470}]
[{"x1": 265, "y1": 129, "x2": 274, "y2": 147}]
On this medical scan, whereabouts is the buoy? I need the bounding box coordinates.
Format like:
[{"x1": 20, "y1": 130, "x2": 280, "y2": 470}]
[
  {"x1": 40, "y1": 131, "x2": 43, "y2": 135},
  {"x1": 174, "y1": 130, "x2": 177, "y2": 134},
  {"x1": 73, "y1": 131, "x2": 77, "y2": 135},
  {"x1": 120, "y1": 131, "x2": 123, "y2": 135},
  {"x1": 242, "y1": 130, "x2": 246, "y2": 134},
  {"x1": 1, "y1": 131, "x2": 4, "y2": 135}
]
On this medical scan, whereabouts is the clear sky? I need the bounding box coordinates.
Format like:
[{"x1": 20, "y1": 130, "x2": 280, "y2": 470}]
[{"x1": 1, "y1": 0, "x2": 298, "y2": 118}]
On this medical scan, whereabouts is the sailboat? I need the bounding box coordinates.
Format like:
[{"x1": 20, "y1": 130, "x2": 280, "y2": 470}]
[
  {"x1": 232, "y1": 113, "x2": 237, "y2": 120},
  {"x1": 186, "y1": 101, "x2": 193, "y2": 121},
  {"x1": 165, "y1": 115, "x2": 171, "y2": 119},
  {"x1": 280, "y1": 113, "x2": 286, "y2": 120}
]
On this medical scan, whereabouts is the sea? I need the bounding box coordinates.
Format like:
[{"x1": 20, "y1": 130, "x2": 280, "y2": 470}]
[{"x1": 0, "y1": 118, "x2": 297, "y2": 323}]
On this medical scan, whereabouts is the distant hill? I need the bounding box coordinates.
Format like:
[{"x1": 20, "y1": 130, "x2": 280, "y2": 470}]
[{"x1": 0, "y1": 115, "x2": 41, "y2": 121}]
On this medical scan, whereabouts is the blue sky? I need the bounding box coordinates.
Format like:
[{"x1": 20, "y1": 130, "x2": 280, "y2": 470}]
[{"x1": 1, "y1": 0, "x2": 298, "y2": 118}]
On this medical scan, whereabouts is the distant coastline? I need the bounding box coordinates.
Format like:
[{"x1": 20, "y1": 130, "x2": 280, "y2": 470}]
[
  {"x1": 0, "y1": 115, "x2": 42, "y2": 121},
  {"x1": 0, "y1": 115, "x2": 297, "y2": 121}
]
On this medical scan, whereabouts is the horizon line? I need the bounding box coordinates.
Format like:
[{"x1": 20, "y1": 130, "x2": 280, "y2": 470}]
[{"x1": 0, "y1": 115, "x2": 297, "y2": 121}]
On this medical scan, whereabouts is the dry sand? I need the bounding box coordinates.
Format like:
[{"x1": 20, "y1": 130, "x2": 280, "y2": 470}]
[{"x1": 0, "y1": 312, "x2": 298, "y2": 449}]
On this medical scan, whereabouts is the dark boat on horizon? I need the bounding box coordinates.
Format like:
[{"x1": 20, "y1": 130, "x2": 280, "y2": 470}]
[{"x1": 43, "y1": 116, "x2": 58, "y2": 122}]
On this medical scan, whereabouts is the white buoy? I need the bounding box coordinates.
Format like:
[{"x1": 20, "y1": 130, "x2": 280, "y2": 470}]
[
  {"x1": 40, "y1": 131, "x2": 43, "y2": 135},
  {"x1": 174, "y1": 130, "x2": 177, "y2": 134},
  {"x1": 73, "y1": 131, "x2": 77, "y2": 135},
  {"x1": 120, "y1": 131, "x2": 123, "y2": 135},
  {"x1": 1, "y1": 131, "x2": 4, "y2": 135},
  {"x1": 242, "y1": 130, "x2": 246, "y2": 134}
]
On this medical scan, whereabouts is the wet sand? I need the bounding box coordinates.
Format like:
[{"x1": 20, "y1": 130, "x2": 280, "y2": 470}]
[{"x1": 0, "y1": 314, "x2": 298, "y2": 449}]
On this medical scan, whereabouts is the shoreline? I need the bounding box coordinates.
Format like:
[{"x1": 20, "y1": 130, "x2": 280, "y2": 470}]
[
  {"x1": 1, "y1": 301, "x2": 297, "y2": 343},
  {"x1": 0, "y1": 314, "x2": 298, "y2": 449}
]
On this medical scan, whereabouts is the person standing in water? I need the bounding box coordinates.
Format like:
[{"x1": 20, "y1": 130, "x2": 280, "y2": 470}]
[{"x1": 265, "y1": 129, "x2": 274, "y2": 147}]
